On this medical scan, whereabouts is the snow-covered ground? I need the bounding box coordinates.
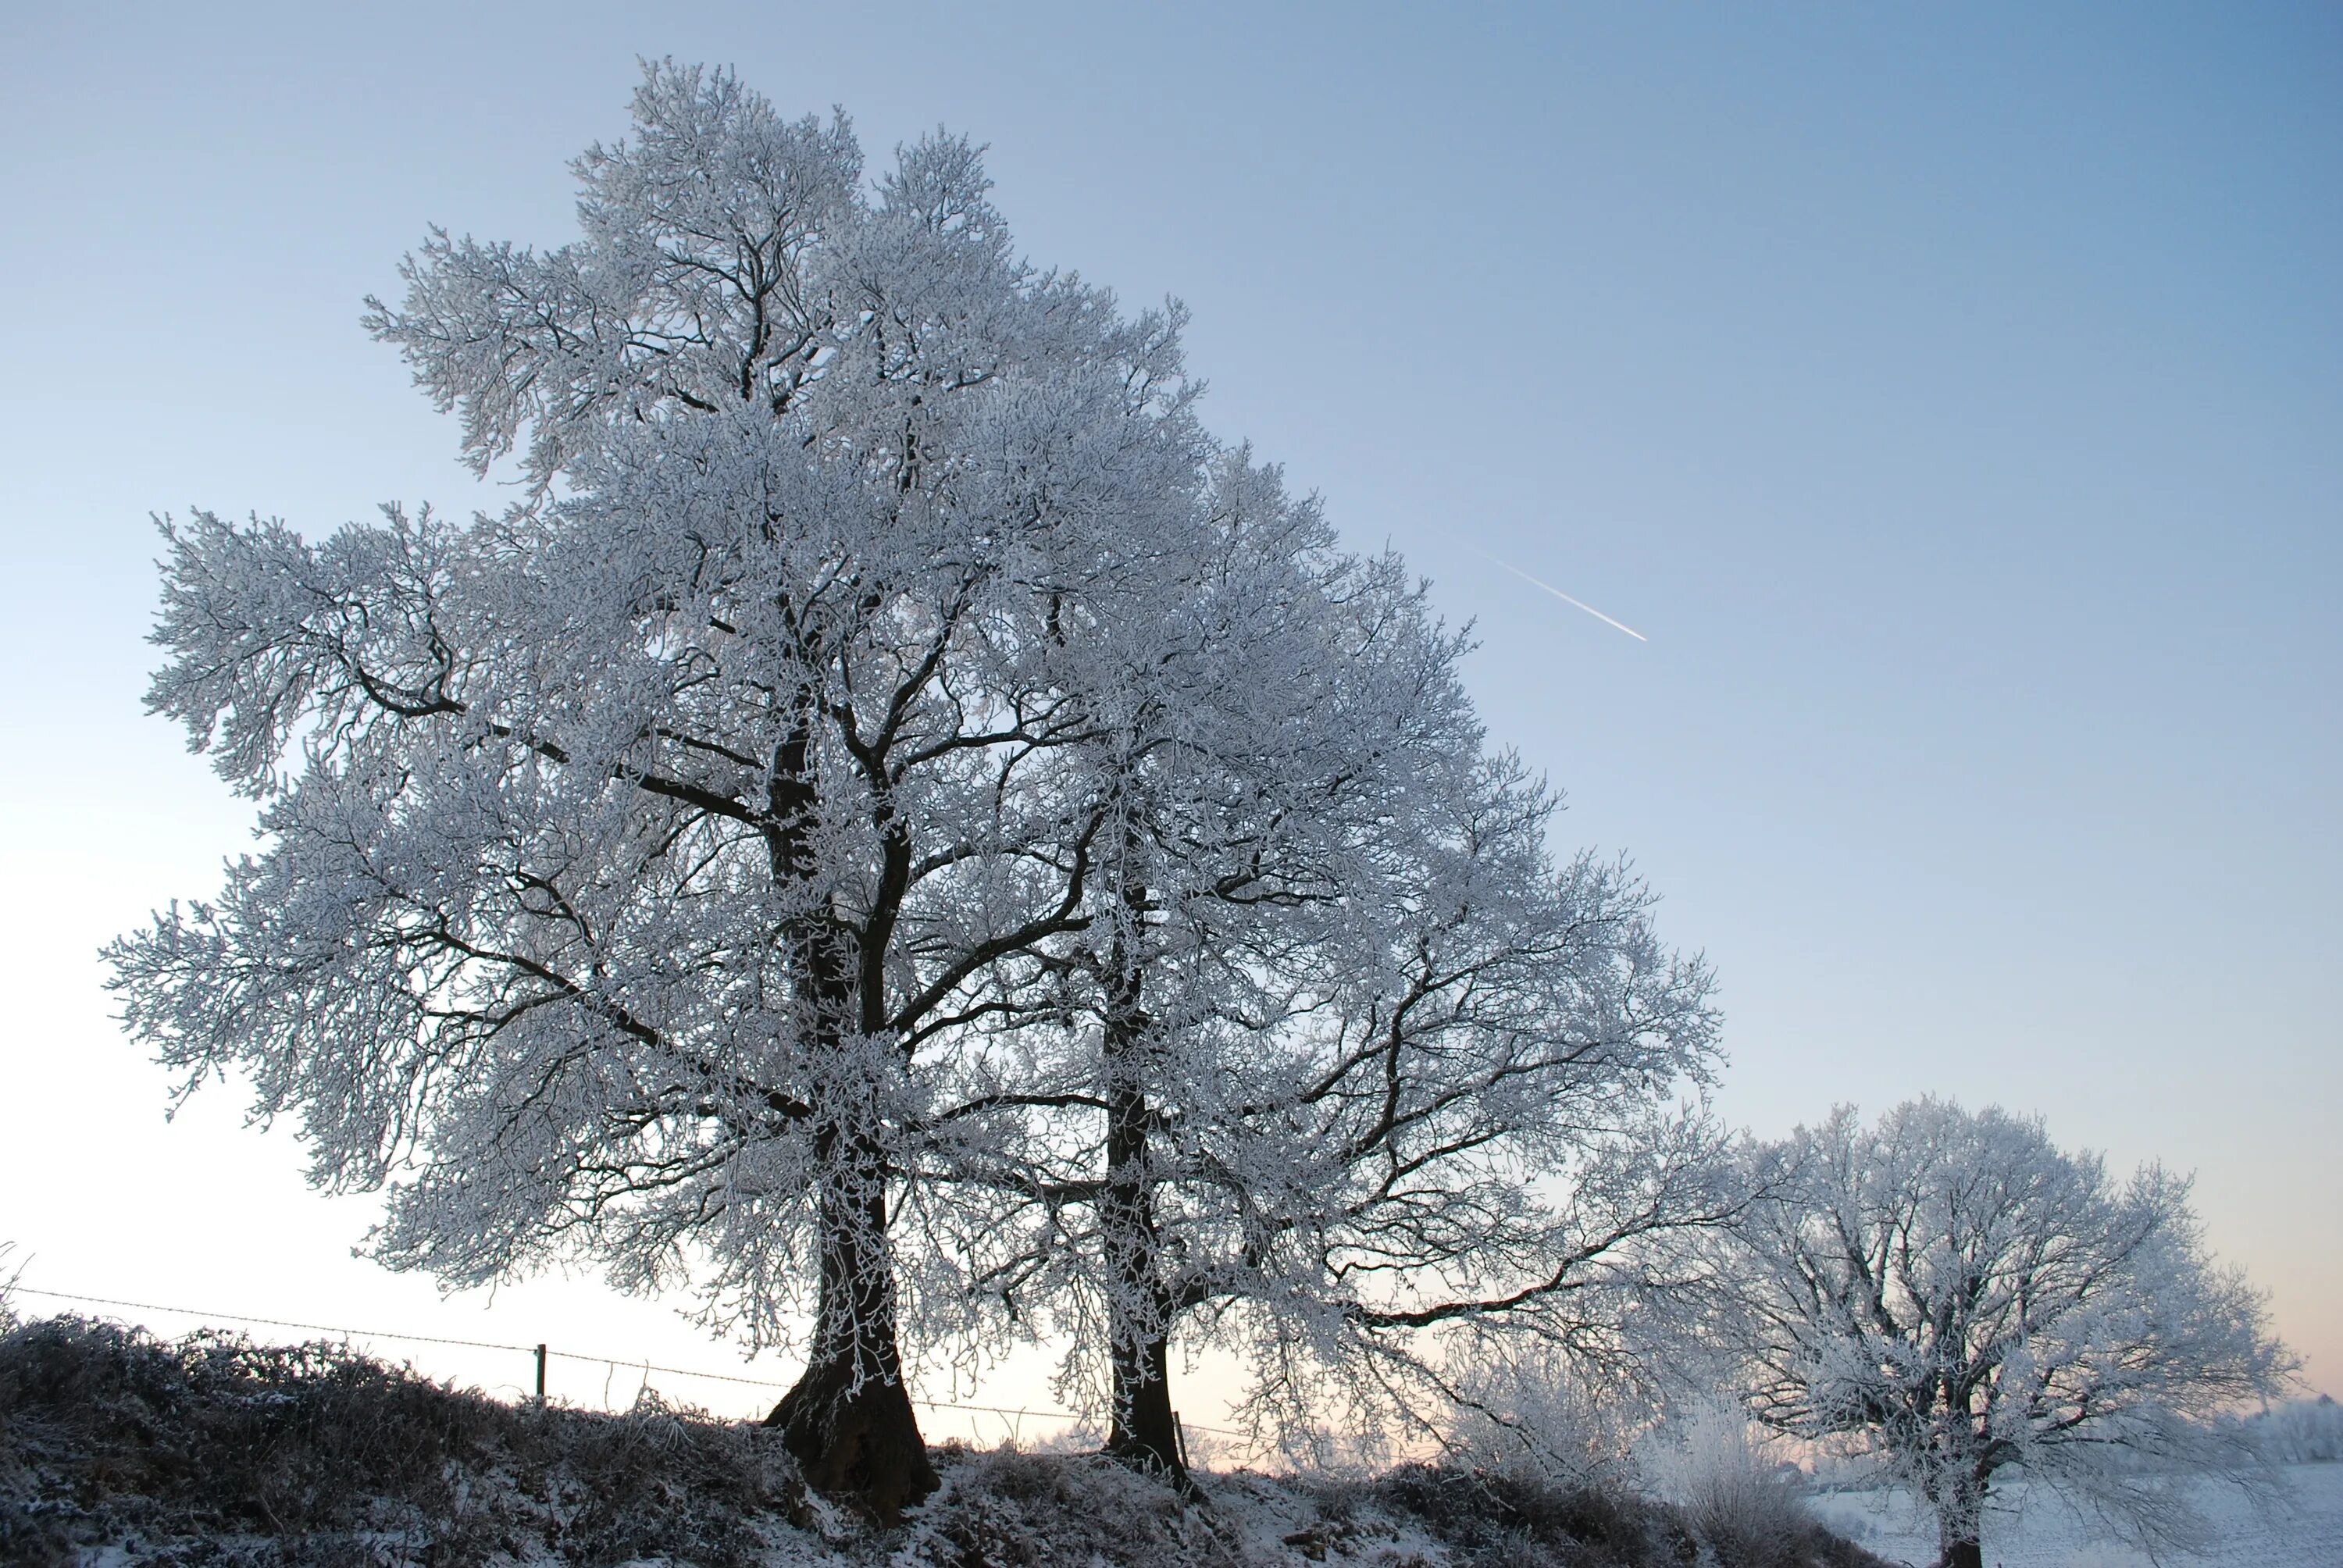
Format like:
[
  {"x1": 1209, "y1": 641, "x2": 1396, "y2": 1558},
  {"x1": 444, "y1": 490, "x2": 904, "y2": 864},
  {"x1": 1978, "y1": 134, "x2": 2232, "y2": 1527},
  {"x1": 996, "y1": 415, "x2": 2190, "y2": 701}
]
[{"x1": 1806, "y1": 1463, "x2": 2343, "y2": 1567}]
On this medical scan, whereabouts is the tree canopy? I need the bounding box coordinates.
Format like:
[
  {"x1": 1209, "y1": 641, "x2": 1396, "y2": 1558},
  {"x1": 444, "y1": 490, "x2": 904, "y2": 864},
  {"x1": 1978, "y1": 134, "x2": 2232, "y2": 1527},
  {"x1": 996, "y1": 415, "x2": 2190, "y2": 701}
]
[{"x1": 107, "y1": 62, "x2": 1721, "y2": 1513}]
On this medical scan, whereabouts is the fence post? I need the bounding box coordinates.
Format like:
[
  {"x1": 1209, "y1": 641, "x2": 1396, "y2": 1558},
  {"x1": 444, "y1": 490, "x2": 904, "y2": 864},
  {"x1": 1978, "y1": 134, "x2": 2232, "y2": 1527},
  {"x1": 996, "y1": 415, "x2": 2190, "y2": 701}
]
[{"x1": 535, "y1": 1343, "x2": 547, "y2": 1403}]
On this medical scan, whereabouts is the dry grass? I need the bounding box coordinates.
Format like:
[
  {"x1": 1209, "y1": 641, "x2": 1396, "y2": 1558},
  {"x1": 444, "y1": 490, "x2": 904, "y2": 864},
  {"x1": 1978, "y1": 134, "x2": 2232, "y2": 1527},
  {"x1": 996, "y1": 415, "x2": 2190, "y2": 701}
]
[
  {"x1": 0, "y1": 1315, "x2": 796, "y2": 1566},
  {"x1": 1, "y1": 1316, "x2": 1890, "y2": 1567}
]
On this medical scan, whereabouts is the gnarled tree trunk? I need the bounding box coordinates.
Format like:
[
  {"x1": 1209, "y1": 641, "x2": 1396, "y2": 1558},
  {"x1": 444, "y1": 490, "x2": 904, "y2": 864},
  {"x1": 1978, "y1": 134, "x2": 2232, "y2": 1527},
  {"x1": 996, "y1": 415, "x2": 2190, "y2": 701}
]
[
  {"x1": 761, "y1": 829, "x2": 937, "y2": 1519},
  {"x1": 765, "y1": 1130, "x2": 937, "y2": 1520}
]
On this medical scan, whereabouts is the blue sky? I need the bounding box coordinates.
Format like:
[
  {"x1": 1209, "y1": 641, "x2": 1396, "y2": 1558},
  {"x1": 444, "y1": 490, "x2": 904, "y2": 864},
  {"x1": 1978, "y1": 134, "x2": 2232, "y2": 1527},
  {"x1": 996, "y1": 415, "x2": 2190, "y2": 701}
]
[{"x1": 2, "y1": 2, "x2": 2335, "y2": 1413}]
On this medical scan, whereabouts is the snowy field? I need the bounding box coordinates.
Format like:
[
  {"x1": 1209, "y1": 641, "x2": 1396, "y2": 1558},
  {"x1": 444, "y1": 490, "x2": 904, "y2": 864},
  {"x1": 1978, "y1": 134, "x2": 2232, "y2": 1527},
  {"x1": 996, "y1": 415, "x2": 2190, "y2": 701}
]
[{"x1": 1806, "y1": 1463, "x2": 2343, "y2": 1567}]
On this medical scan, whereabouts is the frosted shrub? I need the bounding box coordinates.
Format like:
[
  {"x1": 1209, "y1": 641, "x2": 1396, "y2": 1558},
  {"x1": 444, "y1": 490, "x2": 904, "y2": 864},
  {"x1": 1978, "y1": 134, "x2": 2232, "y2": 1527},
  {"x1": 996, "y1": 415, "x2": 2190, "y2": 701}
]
[
  {"x1": 1639, "y1": 1398, "x2": 1813, "y2": 1552},
  {"x1": 1443, "y1": 1350, "x2": 1639, "y2": 1490}
]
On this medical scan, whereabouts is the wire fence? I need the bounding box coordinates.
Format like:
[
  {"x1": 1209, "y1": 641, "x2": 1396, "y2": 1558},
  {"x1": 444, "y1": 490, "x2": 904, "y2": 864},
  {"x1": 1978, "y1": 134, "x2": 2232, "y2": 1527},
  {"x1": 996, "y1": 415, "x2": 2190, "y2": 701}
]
[{"x1": 7, "y1": 1282, "x2": 1244, "y2": 1444}]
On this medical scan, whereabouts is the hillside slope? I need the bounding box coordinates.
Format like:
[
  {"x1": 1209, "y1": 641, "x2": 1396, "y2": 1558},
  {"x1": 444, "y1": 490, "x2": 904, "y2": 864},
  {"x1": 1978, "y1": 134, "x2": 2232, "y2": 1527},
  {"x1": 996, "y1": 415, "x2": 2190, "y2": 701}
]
[{"x1": 1, "y1": 1317, "x2": 1885, "y2": 1567}]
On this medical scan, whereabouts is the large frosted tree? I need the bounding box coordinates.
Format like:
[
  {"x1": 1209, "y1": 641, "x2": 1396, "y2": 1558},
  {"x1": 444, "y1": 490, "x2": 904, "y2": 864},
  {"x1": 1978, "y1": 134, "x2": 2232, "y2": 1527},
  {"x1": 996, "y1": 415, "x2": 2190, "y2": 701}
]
[
  {"x1": 107, "y1": 59, "x2": 1728, "y2": 1513},
  {"x1": 107, "y1": 62, "x2": 1207, "y2": 1516}
]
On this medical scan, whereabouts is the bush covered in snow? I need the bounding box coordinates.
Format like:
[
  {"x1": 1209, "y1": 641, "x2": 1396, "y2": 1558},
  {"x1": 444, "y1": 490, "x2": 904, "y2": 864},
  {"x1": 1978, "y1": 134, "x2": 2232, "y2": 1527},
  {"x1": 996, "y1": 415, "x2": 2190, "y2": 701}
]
[
  {"x1": 1635, "y1": 1400, "x2": 1817, "y2": 1563},
  {"x1": 1438, "y1": 1351, "x2": 1642, "y2": 1492}
]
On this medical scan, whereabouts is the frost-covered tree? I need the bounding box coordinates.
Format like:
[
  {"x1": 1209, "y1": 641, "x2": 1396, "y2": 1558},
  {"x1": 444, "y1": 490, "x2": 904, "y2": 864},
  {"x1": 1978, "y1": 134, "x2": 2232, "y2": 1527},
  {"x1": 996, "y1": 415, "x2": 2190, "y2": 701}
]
[
  {"x1": 1013, "y1": 451, "x2": 1393, "y2": 1483},
  {"x1": 945, "y1": 456, "x2": 1444, "y2": 1481},
  {"x1": 1713, "y1": 1099, "x2": 2293, "y2": 1568},
  {"x1": 105, "y1": 62, "x2": 1206, "y2": 1516},
  {"x1": 106, "y1": 59, "x2": 1733, "y2": 1512},
  {"x1": 948, "y1": 462, "x2": 1727, "y2": 1477}
]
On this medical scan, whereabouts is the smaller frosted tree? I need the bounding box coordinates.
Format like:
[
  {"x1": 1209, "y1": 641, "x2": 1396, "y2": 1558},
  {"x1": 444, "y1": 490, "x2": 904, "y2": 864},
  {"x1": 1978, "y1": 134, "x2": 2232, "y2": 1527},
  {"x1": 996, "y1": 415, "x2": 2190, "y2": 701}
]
[{"x1": 1714, "y1": 1099, "x2": 2292, "y2": 1568}]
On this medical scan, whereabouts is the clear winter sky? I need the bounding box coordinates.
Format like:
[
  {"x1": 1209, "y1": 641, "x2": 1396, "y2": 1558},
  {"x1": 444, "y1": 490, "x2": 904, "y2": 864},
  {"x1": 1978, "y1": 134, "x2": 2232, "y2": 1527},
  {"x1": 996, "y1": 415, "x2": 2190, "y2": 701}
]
[{"x1": 2, "y1": 2, "x2": 2335, "y2": 1429}]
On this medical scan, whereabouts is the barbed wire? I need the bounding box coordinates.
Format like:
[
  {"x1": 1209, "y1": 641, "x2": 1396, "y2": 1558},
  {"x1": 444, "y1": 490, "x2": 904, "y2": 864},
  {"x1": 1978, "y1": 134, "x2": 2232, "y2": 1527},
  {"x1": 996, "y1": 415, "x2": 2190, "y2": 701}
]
[
  {"x1": 9, "y1": 1282, "x2": 1243, "y2": 1436},
  {"x1": 15, "y1": 1286, "x2": 538, "y2": 1354}
]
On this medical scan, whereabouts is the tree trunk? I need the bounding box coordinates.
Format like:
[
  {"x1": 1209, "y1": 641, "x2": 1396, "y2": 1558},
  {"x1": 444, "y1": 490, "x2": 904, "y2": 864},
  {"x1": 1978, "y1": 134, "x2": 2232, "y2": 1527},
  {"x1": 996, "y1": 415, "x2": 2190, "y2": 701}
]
[
  {"x1": 1106, "y1": 1318, "x2": 1188, "y2": 1487},
  {"x1": 1095, "y1": 898, "x2": 1189, "y2": 1488},
  {"x1": 759, "y1": 877, "x2": 935, "y2": 1519},
  {"x1": 1933, "y1": 1473, "x2": 1986, "y2": 1568},
  {"x1": 1100, "y1": 1149, "x2": 1189, "y2": 1489},
  {"x1": 765, "y1": 1131, "x2": 937, "y2": 1520}
]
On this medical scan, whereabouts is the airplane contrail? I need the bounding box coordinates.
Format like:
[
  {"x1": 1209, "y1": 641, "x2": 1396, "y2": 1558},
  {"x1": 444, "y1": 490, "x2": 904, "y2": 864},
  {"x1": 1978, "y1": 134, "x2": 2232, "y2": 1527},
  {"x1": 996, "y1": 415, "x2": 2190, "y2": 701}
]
[{"x1": 1478, "y1": 551, "x2": 1649, "y2": 643}]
